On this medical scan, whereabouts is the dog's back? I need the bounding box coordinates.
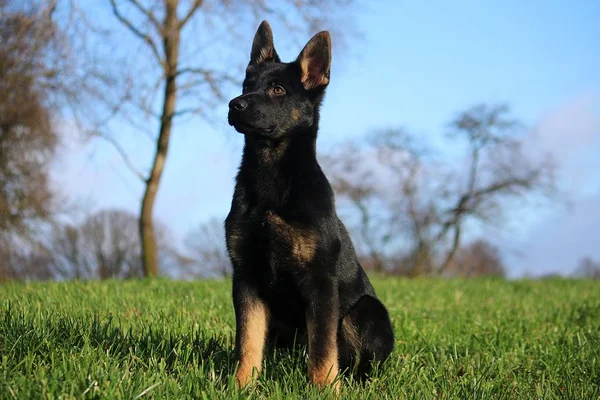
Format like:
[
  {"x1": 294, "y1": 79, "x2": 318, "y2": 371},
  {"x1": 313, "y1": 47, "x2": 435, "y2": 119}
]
[{"x1": 226, "y1": 21, "x2": 394, "y2": 389}]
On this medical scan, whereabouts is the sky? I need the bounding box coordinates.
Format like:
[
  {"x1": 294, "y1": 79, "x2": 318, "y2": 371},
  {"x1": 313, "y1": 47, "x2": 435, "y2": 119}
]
[{"x1": 54, "y1": 0, "x2": 600, "y2": 278}]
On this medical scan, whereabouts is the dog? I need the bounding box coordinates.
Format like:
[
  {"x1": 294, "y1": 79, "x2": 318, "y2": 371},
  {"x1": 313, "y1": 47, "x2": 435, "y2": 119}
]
[{"x1": 226, "y1": 21, "x2": 394, "y2": 390}]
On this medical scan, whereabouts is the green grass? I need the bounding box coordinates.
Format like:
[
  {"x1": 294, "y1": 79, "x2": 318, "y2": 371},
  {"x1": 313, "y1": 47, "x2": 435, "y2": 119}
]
[{"x1": 1, "y1": 278, "x2": 599, "y2": 399}]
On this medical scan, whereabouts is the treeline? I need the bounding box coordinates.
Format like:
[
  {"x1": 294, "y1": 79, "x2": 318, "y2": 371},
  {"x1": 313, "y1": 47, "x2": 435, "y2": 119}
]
[
  {"x1": 3, "y1": 203, "x2": 599, "y2": 281},
  {"x1": 0, "y1": 208, "x2": 224, "y2": 281}
]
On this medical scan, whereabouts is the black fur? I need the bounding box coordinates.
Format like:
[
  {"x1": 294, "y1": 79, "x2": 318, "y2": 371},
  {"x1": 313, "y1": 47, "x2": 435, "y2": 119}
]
[{"x1": 226, "y1": 21, "x2": 394, "y2": 386}]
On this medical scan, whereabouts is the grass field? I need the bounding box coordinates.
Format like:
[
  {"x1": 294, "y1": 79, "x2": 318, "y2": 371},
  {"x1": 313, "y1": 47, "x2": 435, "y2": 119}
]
[{"x1": 1, "y1": 278, "x2": 599, "y2": 399}]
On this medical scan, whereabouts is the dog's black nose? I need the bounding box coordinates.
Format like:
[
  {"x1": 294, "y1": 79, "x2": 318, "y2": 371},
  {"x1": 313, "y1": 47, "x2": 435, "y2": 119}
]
[{"x1": 229, "y1": 98, "x2": 248, "y2": 111}]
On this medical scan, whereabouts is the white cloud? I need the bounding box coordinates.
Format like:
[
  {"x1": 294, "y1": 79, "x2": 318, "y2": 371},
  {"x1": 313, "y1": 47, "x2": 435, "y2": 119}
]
[
  {"x1": 497, "y1": 92, "x2": 600, "y2": 276},
  {"x1": 533, "y1": 92, "x2": 600, "y2": 159}
]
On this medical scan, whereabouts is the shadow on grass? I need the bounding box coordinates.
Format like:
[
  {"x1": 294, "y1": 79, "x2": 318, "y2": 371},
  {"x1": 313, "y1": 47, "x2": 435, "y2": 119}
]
[{"x1": 2, "y1": 306, "x2": 237, "y2": 388}]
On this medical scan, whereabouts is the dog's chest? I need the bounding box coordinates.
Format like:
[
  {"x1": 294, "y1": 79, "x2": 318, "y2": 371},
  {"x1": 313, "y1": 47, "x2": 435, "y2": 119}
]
[
  {"x1": 262, "y1": 211, "x2": 318, "y2": 265},
  {"x1": 228, "y1": 209, "x2": 318, "y2": 277}
]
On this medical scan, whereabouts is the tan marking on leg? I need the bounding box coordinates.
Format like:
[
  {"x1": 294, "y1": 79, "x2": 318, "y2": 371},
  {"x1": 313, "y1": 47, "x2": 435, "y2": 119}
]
[
  {"x1": 342, "y1": 315, "x2": 362, "y2": 368},
  {"x1": 265, "y1": 212, "x2": 318, "y2": 263},
  {"x1": 342, "y1": 316, "x2": 362, "y2": 376},
  {"x1": 236, "y1": 300, "x2": 269, "y2": 387},
  {"x1": 307, "y1": 320, "x2": 340, "y2": 391},
  {"x1": 308, "y1": 347, "x2": 339, "y2": 387}
]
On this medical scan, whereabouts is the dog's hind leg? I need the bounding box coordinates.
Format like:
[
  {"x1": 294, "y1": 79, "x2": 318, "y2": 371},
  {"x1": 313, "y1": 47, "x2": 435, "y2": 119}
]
[{"x1": 338, "y1": 295, "x2": 394, "y2": 380}]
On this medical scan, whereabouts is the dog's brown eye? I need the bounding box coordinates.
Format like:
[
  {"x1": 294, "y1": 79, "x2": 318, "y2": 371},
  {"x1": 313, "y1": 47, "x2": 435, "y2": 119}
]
[{"x1": 271, "y1": 85, "x2": 285, "y2": 95}]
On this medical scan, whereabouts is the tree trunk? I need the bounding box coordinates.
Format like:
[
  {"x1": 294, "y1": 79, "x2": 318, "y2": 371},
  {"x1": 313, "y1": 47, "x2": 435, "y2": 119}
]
[
  {"x1": 355, "y1": 200, "x2": 384, "y2": 273},
  {"x1": 139, "y1": 0, "x2": 180, "y2": 277},
  {"x1": 438, "y1": 224, "x2": 461, "y2": 275}
]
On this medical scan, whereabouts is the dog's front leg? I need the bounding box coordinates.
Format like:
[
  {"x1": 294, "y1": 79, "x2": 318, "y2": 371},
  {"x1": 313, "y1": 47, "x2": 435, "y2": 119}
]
[
  {"x1": 305, "y1": 276, "x2": 340, "y2": 388},
  {"x1": 233, "y1": 276, "x2": 269, "y2": 387}
]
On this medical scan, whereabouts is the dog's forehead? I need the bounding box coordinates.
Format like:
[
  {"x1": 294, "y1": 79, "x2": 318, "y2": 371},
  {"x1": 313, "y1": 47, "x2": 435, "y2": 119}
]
[{"x1": 245, "y1": 62, "x2": 292, "y2": 84}]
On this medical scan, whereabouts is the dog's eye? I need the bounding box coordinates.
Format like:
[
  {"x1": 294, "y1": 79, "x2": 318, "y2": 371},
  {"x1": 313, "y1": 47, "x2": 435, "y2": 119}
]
[{"x1": 270, "y1": 85, "x2": 286, "y2": 95}]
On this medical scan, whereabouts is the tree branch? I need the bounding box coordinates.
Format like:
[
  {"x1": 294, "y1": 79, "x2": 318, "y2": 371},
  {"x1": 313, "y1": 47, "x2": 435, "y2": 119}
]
[
  {"x1": 109, "y1": 0, "x2": 166, "y2": 69},
  {"x1": 179, "y1": 0, "x2": 203, "y2": 29},
  {"x1": 127, "y1": 0, "x2": 162, "y2": 33},
  {"x1": 171, "y1": 107, "x2": 200, "y2": 118},
  {"x1": 470, "y1": 176, "x2": 536, "y2": 202},
  {"x1": 177, "y1": 67, "x2": 239, "y2": 99},
  {"x1": 96, "y1": 133, "x2": 147, "y2": 183},
  {"x1": 176, "y1": 67, "x2": 238, "y2": 83},
  {"x1": 438, "y1": 224, "x2": 461, "y2": 274}
]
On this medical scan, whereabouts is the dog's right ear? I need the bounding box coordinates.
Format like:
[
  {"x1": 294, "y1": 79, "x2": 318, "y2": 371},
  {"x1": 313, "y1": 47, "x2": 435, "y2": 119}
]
[{"x1": 249, "y1": 21, "x2": 280, "y2": 65}]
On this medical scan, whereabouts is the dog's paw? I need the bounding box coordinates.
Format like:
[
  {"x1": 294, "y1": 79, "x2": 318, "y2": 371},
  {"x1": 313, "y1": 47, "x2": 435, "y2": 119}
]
[{"x1": 235, "y1": 366, "x2": 259, "y2": 388}]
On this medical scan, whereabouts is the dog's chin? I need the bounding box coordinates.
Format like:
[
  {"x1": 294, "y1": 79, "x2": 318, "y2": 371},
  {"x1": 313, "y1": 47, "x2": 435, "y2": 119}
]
[{"x1": 230, "y1": 120, "x2": 275, "y2": 137}]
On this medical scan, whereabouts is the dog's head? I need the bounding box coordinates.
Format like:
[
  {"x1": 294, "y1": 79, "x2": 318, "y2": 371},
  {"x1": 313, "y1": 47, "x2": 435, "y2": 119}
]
[{"x1": 228, "y1": 21, "x2": 331, "y2": 139}]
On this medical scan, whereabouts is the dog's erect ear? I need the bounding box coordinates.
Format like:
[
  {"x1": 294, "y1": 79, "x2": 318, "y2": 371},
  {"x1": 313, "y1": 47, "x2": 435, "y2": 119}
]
[
  {"x1": 296, "y1": 31, "x2": 331, "y2": 90},
  {"x1": 250, "y1": 21, "x2": 280, "y2": 65}
]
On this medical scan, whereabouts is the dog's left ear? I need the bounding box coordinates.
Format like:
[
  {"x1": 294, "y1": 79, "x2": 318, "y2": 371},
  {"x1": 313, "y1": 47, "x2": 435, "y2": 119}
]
[
  {"x1": 250, "y1": 21, "x2": 280, "y2": 65},
  {"x1": 296, "y1": 31, "x2": 331, "y2": 90}
]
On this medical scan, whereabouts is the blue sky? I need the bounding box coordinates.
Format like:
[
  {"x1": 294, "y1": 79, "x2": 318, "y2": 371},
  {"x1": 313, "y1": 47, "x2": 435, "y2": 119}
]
[{"x1": 55, "y1": 0, "x2": 600, "y2": 277}]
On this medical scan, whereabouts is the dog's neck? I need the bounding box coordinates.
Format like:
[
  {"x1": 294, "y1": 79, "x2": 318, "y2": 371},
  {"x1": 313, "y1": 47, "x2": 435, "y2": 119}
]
[
  {"x1": 240, "y1": 126, "x2": 319, "y2": 208},
  {"x1": 243, "y1": 123, "x2": 317, "y2": 162}
]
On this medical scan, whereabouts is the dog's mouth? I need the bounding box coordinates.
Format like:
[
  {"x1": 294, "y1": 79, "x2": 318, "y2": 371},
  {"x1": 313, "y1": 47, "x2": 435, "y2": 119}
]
[{"x1": 229, "y1": 119, "x2": 274, "y2": 136}]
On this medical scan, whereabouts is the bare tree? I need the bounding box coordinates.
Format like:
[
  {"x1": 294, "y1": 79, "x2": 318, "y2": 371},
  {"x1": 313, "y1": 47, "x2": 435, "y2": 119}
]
[
  {"x1": 183, "y1": 217, "x2": 231, "y2": 278},
  {"x1": 573, "y1": 257, "x2": 600, "y2": 280},
  {"x1": 0, "y1": 236, "x2": 56, "y2": 282},
  {"x1": 434, "y1": 104, "x2": 555, "y2": 273},
  {"x1": 48, "y1": 209, "x2": 143, "y2": 279},
  {"x1": 325, "y1": 104, "x2": 556, "y2": 276},
  {"x1": 47, "y1": 208, "x2": 179, "y2": 280},
  {"x1": 88, "y1": 0, "x2": 356, "y2": 277}
]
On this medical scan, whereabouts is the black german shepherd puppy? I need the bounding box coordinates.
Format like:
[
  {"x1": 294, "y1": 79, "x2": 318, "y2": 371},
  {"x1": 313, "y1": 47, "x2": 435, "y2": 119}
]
[{"x1": 226, "y1": 21, "x2": 394, "y2": 389}]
